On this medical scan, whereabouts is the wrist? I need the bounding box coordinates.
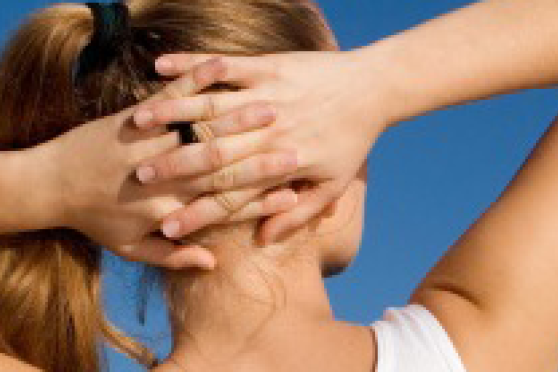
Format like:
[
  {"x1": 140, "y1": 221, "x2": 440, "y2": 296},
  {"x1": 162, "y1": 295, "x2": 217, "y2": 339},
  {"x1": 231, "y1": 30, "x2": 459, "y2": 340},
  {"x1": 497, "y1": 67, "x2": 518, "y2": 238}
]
[
  {"x1": 0, "y1": 149, "x2": 55, "y2": 233},
  {"x1": 354, "y1": 36, "x2": 450, "y2": 127},
  {"x1": 339, "y1": 47, "x2": 396, "y2": 136},
  {"x1": 17, "y1": 143, "x2": 65, "y2": 230},
  {"x1": 344, "y1": 44, "x2": 416, "y2": 132}
]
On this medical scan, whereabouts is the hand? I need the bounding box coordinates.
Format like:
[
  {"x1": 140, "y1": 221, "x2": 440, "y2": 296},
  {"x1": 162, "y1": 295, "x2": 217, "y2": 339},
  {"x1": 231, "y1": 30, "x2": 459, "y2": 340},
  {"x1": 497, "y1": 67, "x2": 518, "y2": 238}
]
[
  {"x1": 133, "y1": 49, "x2": 395, "y2": 243},
  {"x1": 41, "y1": 68, "x2": 297, "y2": 269},
  {"x1": 39, "y1": 107, "x2": 210, "y2": 269}
]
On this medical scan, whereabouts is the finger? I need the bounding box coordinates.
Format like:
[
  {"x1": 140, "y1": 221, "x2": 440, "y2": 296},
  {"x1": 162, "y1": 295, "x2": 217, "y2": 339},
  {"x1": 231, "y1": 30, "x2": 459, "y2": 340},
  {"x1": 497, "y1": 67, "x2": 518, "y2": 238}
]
[
  {"x1": 186, "y1": 151, "x2": 297, "y2": 194},
  {"x1": 134, "y1": 90, "x2": 254, "y2": 130},
  {"x1": 259, "y1": 183, "x2": 339, "y2": 244},
  {"x1": 156, "y1": 55, "x2": 275, "y2": 86},
  {"x1": 156, "y1": 54, "x2": 218, "y2": 76},
  {"x1": 134, "y1": 58, "x2": 228, "y2": 128},
  {"x1": 160, "y1": 187, "x2": 265, "y2": 239},
  {"x1": 197, "y1": 102, "x2": 276, "y2": 138},
  {"x1": 118, "y1": 238, "x2": 216, "y2": 270},
  {"x1": 228, "y1": 188, "x2": 298, "y2": 222},
  {"x1": 136, "y1": 128, "x2": 273, "y2": 184},
  {"x1": 131, "y1": 130, "x2": 181, "y2": 165},
  {"x1": 154, "y1": 58, "x2": 227, "y2": 100}
]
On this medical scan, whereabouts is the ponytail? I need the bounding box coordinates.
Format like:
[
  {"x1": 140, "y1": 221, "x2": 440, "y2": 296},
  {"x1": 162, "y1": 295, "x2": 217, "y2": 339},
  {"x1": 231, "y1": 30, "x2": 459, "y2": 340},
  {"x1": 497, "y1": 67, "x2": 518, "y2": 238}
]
[{"x1": 0, "y1": 5, "x2": 154, "y2": 371}]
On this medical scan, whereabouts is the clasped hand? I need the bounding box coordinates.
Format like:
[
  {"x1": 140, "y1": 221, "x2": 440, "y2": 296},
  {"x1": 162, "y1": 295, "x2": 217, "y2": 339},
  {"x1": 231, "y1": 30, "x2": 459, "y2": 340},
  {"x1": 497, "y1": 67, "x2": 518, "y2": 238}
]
[
  {"x1": 132, "y1": 50, "x2": 392, "y2": 260},
  {"x1": 49, "y1": 49, "x2": 391, "y2": 270}
]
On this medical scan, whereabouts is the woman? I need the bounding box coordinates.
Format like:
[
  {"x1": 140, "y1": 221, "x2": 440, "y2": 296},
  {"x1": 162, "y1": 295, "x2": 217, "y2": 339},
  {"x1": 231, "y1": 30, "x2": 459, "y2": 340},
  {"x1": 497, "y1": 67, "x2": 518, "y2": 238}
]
[
  {"x1": 126, "y1": 1, "x2": 558, "y2": 371},
  {"x1": 2, "y1": 1, "x2": 558, "y2": 372},
  {"x1": 126, "y1": 0, "x2": 558, "y2": 371}
]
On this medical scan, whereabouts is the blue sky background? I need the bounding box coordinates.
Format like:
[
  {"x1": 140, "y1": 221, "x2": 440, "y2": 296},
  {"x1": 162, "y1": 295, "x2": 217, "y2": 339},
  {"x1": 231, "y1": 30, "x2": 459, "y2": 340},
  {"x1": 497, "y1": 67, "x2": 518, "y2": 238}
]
[{"x1": 1, "y1": 0, "x2": 557, "y2": 371}]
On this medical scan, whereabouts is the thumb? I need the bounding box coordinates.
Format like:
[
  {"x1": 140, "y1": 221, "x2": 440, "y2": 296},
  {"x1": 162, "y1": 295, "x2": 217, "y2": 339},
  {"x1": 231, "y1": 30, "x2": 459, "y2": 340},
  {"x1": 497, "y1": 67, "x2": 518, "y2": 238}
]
[
  {"x1": 118, "y1": 238, "x2": 216, "y2": 270},
  {"x1": 259, "y1": 182, "x2": 339, "y2": 245},
  {"x1": 156, "y1": 54, "x2": 273, "y2": 87}
]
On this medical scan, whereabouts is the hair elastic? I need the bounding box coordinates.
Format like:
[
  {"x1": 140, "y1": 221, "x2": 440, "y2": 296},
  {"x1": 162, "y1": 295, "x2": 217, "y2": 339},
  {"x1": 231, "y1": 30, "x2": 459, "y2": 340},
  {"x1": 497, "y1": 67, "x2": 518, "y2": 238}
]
[{"x1": 74, "y1": 2, "x2": 132, "y2": 84}]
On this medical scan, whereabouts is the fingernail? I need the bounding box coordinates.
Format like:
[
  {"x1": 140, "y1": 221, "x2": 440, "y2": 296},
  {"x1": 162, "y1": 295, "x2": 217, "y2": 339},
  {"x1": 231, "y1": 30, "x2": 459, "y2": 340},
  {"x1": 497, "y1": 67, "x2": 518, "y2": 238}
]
[
  {"x1": 162, "y1": 220, "x2": 181, "y2": 239},
  {"x1": 136, "y1": 166, "x2": 156, "y2": 184},
  {"x1": 134, "y1": 110, "x2": 154, "y2": 129},
  {"x1": 121, "y1": 245, "x2": 135, "y2": 254},
  {"x1": 287, "y1": 192, "x2": 298, "y2": 205},
  {"x1": 271, "y1": 191, "x2": 297, "y2": 207},
  {"x1": 276, "y1": 193, "x2": 298, "y2": 211},
  {"x1": 156, "y1": 58, "x2": 174, "y2": 73},
  {"x1": 198, "y1": 253, "x2": 217, "y2": 270}
]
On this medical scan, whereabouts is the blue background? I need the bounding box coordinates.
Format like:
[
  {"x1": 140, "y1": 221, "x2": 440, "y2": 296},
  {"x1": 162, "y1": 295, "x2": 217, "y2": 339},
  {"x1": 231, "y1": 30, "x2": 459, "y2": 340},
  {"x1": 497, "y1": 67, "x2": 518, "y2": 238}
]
[{"x1": 1, "y1": 0, "x2": 557, "y2": 371}]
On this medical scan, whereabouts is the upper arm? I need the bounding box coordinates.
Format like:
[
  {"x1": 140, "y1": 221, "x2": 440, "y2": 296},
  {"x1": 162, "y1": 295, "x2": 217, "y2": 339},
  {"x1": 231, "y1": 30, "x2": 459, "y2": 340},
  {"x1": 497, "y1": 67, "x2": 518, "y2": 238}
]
[{"x1": 411, "y1": 115, "x2": 558, "y2": 372}]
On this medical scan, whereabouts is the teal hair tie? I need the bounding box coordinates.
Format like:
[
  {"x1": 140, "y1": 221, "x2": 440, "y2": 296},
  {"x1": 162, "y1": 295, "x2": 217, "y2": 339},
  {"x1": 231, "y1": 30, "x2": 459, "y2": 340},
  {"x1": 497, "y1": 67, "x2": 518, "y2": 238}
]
[{"x1": 74, "y1": 2, "x2": 131, "y2": 84}]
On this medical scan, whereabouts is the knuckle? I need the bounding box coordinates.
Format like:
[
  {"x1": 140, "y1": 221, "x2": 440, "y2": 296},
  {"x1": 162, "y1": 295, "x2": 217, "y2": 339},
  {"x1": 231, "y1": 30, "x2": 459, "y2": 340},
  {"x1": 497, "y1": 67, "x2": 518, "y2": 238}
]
[
  {"x1": 178, "y1": 210, "x2": 200, "y2": 234},
  {"x1": 157, "y1": 154, "x2": 182, "y2": 179},
  {"x1": 161, "y1": 85, "x2": 182, "y2": 100},
  {"x1": 152, "y1": 199, "x2": 185, "y2": 220},
  {"x1": 196, "y1": 57, "x2": 227, "y2": 86},
  {"x1": 253, "y1": 100, "x2": 273, "y2": 113},
  {"x1": 262, "y1": 196, "x2": 278, "y2": 213},
  {"x1": 204, "y1": 141, "x2": 225, "y2": 171},
  {"x1": 266, "y1": 191, "x2": 291, "y2": 212},
  {"x1": 203, "y1": 95, "x2": 217, "y2": 121},
  {"x1": 212, "y1": 170, "x2": 229, "y2": 192},
  {"x1": 293, "y1": 213, "x2": 308, "y2": 226},
  {"x1": 266, "y1": 57, "x2": 282, "y2": 79},
  {"x1": 260, "y1": 155, "x2": 279, "y2": 176},
  {"x1": 192, "y1": 66, "x2": 209, "y2": 90},
  {"x1": 238, "y1": 107, "x2": 256, "y2": 130},
  {"x1": 243, "y1": 102, "x2": 271, "y2": 127},
  {"x1": 174, "y1": 100, "x2": 191, "y2": 121},
  {"x1": 177, "y1": 54, "x2": 195, "y2": 69},
  {"x1": 210, "y1": 57, "x2": 228, "y2": 78},
  {"x1": 212, "y1": 56, "x2": 228, "y2": 68},
  {"x1": 228, "y1": 111, "x2": 242, "y2": 133},
  {"x1": 184, "y1": 178, "x2": 203, "y2": 195},
  {"x1": 215, "y1": 194, "x2": 239, "y2": 214},
  {"x1": 145, "y1": 112, "x2": 166, "y2": 130}
]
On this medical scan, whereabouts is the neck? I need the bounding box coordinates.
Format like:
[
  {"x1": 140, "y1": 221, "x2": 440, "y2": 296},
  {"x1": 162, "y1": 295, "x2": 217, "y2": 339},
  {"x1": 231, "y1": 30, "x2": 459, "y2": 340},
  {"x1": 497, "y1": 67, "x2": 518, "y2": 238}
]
[{"x1": 154, "y1": 244, "x2": 375, "y2": 372}]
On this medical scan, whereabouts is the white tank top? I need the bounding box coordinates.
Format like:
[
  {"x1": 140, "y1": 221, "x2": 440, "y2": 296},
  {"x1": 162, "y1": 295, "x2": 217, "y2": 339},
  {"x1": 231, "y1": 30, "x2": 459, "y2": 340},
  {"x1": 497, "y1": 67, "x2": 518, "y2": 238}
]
[{"x1": 371, "y1": 304, "x2": 468, "y2": 372}]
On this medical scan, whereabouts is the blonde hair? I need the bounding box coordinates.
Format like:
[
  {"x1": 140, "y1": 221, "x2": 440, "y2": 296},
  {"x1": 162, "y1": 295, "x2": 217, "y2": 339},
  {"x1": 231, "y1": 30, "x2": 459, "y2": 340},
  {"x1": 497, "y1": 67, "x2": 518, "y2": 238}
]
[{"x1": 0, "y1": 1, "x2": 336, "y2": 371}]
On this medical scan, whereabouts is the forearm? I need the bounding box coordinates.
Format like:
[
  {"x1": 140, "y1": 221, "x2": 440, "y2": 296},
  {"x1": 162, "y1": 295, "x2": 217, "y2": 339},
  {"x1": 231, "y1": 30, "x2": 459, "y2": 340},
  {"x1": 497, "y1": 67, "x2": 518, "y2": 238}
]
[
  {"x1": 0, "y1": 147, "x2": 60, "y2": 234},
  {"x1": 412, "y1": 115, "x2": 558, "y2": 371},
  {"x1": 364, "y1": 0, "x2": 558, "y2": 124},
  {"x1": 0, "y1": 357, "x2": 41, "y2": 372},
  {"x1": 0, "y1": 354, "x2": 41, "y2": 372}
]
